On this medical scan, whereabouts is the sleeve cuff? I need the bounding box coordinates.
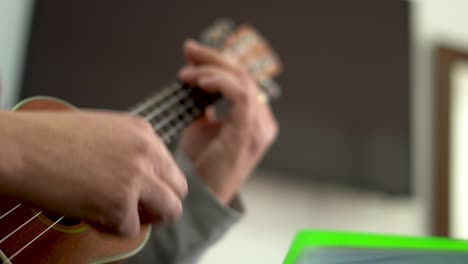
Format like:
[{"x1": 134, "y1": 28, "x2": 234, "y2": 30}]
[{"x1": 174, "y1": 149, "x2": 245, "y2": 225}]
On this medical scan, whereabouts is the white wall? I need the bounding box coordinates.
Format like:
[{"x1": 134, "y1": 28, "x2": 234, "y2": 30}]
[
  {"x1": 449, "y1": 62, "x2": 468, "y2": 239},
  {"x1": 410, "y1": 0, "x2": 468, "y2": 234},
  {"x1": 0, "y1": 0, "x2": 34, "y2": 109}
]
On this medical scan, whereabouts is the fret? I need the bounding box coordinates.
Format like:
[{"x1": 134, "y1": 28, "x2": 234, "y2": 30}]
[
  {"x1": 152, "y1": 98, "x2": 195, "y2": 131},
  {"x1": 143, "y1": 88, "x2": 191, "y2": 123},
  {"x1": 130, "y1": 82, "x2": 221, "y2": 146},
  {"x1": 160, "y1": 108, "x2": 200, "y2": 145},
  {"x1": 130, "y1": 83, "x2": 180, "y2": 116},
  {"x1": 157, "y1": 105, "x2": 201, "y2": 144}
]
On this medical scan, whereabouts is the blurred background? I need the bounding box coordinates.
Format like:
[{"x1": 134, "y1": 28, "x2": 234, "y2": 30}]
[{"x1": 1, "y1": 0, "x2": 468, "y2": 263}]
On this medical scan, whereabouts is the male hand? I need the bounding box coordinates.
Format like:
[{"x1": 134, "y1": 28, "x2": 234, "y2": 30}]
[
  {"x1": 0, "y1": 110, "x2": 187, "y2": 237},
  {"x1": 178, "y1": 40, "x2": 278, "y2": 205}
]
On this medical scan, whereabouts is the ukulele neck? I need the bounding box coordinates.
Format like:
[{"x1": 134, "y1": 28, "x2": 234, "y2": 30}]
[
  {"x1": 130, "y1": 83, "x2": 220, "y2": 145},
  {"x1": 130, "y1": 18, "x2": 282, "y2": 145}
]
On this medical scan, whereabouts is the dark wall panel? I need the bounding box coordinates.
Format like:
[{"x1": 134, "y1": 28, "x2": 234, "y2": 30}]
[{"x1": 21, "y1": 0, "x2": 411, "y2": 194}]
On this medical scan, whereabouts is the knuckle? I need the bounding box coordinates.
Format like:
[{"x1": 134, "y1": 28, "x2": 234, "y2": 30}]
[
  {"x1": 114, "y1": 186, "x2": 133, "y2": 207},
  {"x1": 132, "y1": 116, "x2": 154, "y2": 133},
  {"x1": 262, "y1": 125, "x2": 278, "y2": 146},
  {"x1": 243, "y1": 102, "x2": 256, "y2": 122},
  {"x1": 239, "y1": 69, "x2": 256, "y2": 87},
  {"x1": 111, "y1": 169, "x2": 141, "y2": 205},
  {"x1": 227, "y1": 60, "x2": 248, "y2": 78},
  {"x1": 113, "y1": 209, "x2": 128, "y2": 230},
  {"x1": 180, "y1": 177, "x2": 188, "y2": 198},
  {"x1": 173, "y1": 171, "x2": 188, "y2": 199},
  {"x1": 237, "y1": 89, "x2": 251, "y2": 104},
  {"x1": 115, "y1": 217, "x2": 135, "y2": 237},
  {"x1": 248, "y1": 118, "x2": 278, "y2": 154},
  {"x1": 106, "y1": 192, "x2": 131, "y2": 227},
  {"x1": 127, "y1": 158, "x2": 148, "y2": 180},
  {"x1": 250, "y1": 129, "x2": 265, "y2": 154},
  {"x1": 250, "y1": 138, "x2": 262, "y2": 154},
  {"x1": 132, "y1": 131, "x2": 154, "y2": 156},
  {"x1": 126, "y1": 119, "x2": 156, "y2": 156},
  {"x1": 165, "y1": 200, "x2": 183, "y2": 223},
  {"x1": 109, "y1": 192, "x2": 138, "y2": 238},
  {"x1": 118, "y1": 223, "x2": 138, "y2": 238},
  {"x1": 163, "y1": 158, "x2": 188, "y2": 198},
  {"x1": 153, "y1": 148, "x2": 173, "y2": 177},
  {"x1": 268, "y1": 118, "x2": 280, "y2": 142},
  {"x1": 234, "y1": 66, "x2": 249, "y2": 79}
]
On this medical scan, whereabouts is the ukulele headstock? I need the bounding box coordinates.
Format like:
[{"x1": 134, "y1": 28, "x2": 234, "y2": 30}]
[{"x1": 200, "y1": 19, "x2": 283, "y2": 100}]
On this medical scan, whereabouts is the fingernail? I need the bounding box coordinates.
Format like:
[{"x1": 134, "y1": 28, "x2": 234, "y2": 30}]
[
  {"x1": 178, "y1": 66, "x2": 193, "y2": 78},
  {"x1": 185, "y1": 39, "x2": 200, "y2": 50},
  {"x1": 182, "y1": 178, "x2": 188, "y2": 198}
]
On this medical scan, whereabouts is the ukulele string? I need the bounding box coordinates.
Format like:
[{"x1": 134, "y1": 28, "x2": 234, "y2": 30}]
[
  {"x1": 0, "y1": 203, "x2": 22, "y2": 220},
  {"x1": 130, "y1": 83, "x2": 180, "y2": 116},
  {"x1": 0, "y1": 210, "x2": 43, "y2": 244},
  {"x1": 2, "y1": 216, "x2": 64, "y2": 264},
  {"x1": 159, "y1": 107, "x2": 199, "y2": 144},
  {"x1": 152, "y1": 97, "x2": 194, "y2": 131},
  {"x1": 129, "y1": 81, "x2": 204, "y2": 145},
  {"x1": 141, "y1": 88, "x2": 190, "y2": 121}
]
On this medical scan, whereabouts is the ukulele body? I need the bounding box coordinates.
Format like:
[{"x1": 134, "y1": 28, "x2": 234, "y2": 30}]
[{"x1": 0, "y1": 97, "x2": 150, "y2": 264}]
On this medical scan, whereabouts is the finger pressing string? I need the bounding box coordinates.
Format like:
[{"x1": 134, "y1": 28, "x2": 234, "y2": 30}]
[
  {"x1": 184, "y1": 39, "x2": 239, "y2": 73},
  {"x1": 179, "y1": 66, "x2": 248, "y2": 105}
]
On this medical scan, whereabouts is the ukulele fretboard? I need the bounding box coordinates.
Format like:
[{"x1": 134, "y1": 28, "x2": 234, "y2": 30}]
[
  {"x1": 129, "y1": 18, "x2": 281, "y2": 146},
  {"x1": 130, "y1": 83, "x2": 220, "y2": 145}
]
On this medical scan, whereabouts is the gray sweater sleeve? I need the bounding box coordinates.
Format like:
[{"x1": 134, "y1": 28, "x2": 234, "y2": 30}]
[{"x1": 126, "y1": 151, "x2": 244, "y2": 264}]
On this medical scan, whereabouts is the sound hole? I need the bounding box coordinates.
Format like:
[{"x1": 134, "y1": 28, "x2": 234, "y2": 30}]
[{"x1": 44, "y1": 213, "x2": 82, "y2": 226}]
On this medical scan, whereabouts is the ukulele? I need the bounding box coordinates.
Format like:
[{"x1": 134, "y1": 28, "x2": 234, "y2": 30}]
[{"x1": 0, "y1": 19, "x2": 282, "y2": 264}]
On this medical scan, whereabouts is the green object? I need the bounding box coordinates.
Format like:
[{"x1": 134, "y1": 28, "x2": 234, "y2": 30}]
[{"x1": 283, "y1": 230, "x2": 468, "y2": 264}]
